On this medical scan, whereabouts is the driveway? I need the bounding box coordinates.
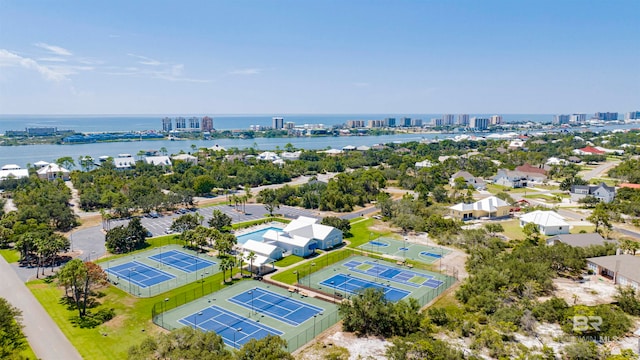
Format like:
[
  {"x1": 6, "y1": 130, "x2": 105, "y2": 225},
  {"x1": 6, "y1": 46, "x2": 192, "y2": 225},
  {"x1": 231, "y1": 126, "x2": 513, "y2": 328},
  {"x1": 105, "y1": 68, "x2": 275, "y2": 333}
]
[
  {"x1": 0, "y1": 256, "x2": 82, "y2": 360},
  {"x1": 581, "y1": 161, "x2": 619, "y2": 181}
]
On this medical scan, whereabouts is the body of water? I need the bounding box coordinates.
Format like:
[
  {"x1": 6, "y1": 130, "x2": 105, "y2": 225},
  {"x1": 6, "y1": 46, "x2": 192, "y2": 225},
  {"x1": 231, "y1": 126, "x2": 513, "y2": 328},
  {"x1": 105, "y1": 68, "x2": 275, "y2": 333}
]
[{"x1": 0, "y1": 114, "x2": 560, "y2": 133}]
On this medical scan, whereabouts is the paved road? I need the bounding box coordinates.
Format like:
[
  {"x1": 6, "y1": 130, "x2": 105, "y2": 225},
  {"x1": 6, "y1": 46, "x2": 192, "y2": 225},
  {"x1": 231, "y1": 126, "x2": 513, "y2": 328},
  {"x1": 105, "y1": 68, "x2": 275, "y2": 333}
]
[
  {"x1": 581, "y1": 161, "x2": 619, "y2": 181},
  {"x1": 0, "y1": 256, "x2": 82, "y2": 360}
]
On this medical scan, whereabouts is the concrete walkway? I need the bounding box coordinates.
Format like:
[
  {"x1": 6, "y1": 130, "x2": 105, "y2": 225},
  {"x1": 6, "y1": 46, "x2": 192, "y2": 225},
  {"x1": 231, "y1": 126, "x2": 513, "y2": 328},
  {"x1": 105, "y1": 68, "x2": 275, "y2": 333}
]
[{"x1": 0, "y1": 256, "x2": 82, "y2": 360}]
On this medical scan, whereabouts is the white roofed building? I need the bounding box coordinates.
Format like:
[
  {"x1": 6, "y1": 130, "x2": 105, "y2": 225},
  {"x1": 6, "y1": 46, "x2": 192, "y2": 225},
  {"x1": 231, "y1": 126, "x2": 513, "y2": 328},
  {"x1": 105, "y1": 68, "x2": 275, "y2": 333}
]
[
  {"x1": 449, "y1": 196, "x2": 510, "y2": 220},
  {"x1": 257, "y1": 151, "x2": 280, "y2": 161},
  {"x1": 0, "y1": 165, "x2": 29, "y2": 181},
  {"x1": 519, "y1": 210, "x2": 569, "y2": 236},
  {"x1": 263, "y1": 229, "x2": 317, "y2": 257},
  {"x1": 172, "y1": 153, "x2": 197, "y2": 164},
  {"x1": 145, "y1": 156, "x2": 172, "y2": 166},
  {"x1": 114, "y1": 156, "x2": 136, "y2": 170},
  {"x1": 36, "y1": 163, "x2": 70, "y2": 181}
]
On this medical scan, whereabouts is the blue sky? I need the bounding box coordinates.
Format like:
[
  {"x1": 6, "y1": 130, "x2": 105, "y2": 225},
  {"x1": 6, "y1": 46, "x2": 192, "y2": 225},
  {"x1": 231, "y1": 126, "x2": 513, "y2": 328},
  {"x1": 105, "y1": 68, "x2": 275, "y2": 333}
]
[{"x1": 0, "y1": 0, "x2": 638, "y2": 114}]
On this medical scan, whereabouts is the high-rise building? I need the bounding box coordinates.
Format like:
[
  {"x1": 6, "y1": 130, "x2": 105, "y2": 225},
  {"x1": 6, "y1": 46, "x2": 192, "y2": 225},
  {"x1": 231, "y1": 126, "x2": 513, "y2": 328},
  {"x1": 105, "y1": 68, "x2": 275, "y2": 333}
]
[
  {"x1": 490, "y1": 115, "x2": 503, "y2": 125},
  {"x1": 553, "y1": 114, "x2": 570, "y2": 125},
  {"x1": 401, "y1": 117, "x2": 412, "y2": 127},
  {"x1": 162, "y1": 117, "x2": 173, "y2": 132},
  {"x1": 570, "y1": 114, "x2": 586, "y2": 123},
  {"x1": 457, "y1": 114, "x2": 469, "y2": 126},
  {"x1": 201, "y1": 116, "x2": 213, "y2": 132},
  {"x1": 284, "y1": 122, "x2": 295, "y2": 129},
  {"x1": 432, "y1": 118, "x2": 444, "y2": 126},
  {"x1": 442, "y1": 114, "x2": 455, "y2": 126},
  {"x1": 346, "y1": 120, "x2": 365, "y2": 128},
  {"x1": 368, "y1": 119, "x2": 385, "y2": 128},
  {"x1": 175, "y1": 117, "x2": 186, "y2": 129},
  {"x1": 188, "y1": 117, "x2": 200, "y2": 130},
  {"x1": 272, "y1": 117, "x2": 284, "y2": 129},
  {"x1": 469, "y1": 117, "x2": 489, "y2": 130},
  {"x1": 625, "y1": 111, "x2": 640, "y2": 120},
  {"x1": 410, "y1": 119, "x2": 423, "y2": 127},
  {"x1": 595, "y1": 112, "x2": 618, "y2": 121},
  {"x1": 385, "y1": 118, "x2": 396, "y2": 127}
]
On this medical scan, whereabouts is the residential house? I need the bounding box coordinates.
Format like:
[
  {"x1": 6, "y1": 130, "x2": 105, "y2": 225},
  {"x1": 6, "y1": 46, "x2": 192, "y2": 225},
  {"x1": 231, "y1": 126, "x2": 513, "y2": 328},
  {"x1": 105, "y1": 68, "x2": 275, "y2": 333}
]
[
  {"x1": 515, "y1": 164, "x2": 547, "y2": 183},
  {"x1": 493, "y1": 169, "x2": 528, "y2": 188},
  {"x1": 171, "y1": 154, "x2": 197, "y2": 165},
  {"x1": 449, "y1": 196, "x2": 510, "y2": 220},
  {"x1": 281, "y1": 151, "x2": 302, "y2": 161},
  {"x1": 257, "y1": 151, "x2": 280, "y2": 161},
  {"x1": 145, "y1": 156, "x2": 172, "y2": 167},
  {"x1": 415, "y1": 159, "x2": 433, "y2": 169},
  {"x1": 546, "y1": 233, "x2": 615, "y2": 247},
  {"x1": 260, "y1": 216, "x2": 343, "y2": 257},
  {"x1": 113, "y1": 155, "x2": 136, "y2": 170},
  {"x1": 519, "y1": 210, "x2": 570, "y2": 236},
  {"x1": 0, "y1": 164, "x2": 29, "y2": 181},
  {"x1": 36, "y1": 163, "x2": 70, "y2": 181},
  {"x1": 587, "y1": 255, "x2": 640, "y2": 291},
  {"x1": 449, "y1": 170, "x2": 486, "y2": 190},
  {"x1": 570, "y1": 182, "x2": 616, "y2": 203}
]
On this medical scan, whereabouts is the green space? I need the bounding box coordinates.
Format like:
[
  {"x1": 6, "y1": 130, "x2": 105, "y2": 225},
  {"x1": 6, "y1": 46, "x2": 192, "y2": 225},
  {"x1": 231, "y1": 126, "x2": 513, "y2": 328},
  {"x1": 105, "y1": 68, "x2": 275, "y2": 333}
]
[
  {"x1": 486, "y1": 184, "x2": 529, "y2": 194},
  {"x1": 0, "y1": 248, "x2": 20, "y2": 263},
  {"x1": 274, "y1": 255, "x2": 304, "y2": 267},
  {"x1": 570, "y1": 225, "x2": 596, "y2": 234},
  {"x1": 344, "y1": 218, "x2": 392, "y2": 248},
  {"x1": 28, "y1": 267, "x2": 239, "y2": 360},
  {"x1": 500, "y1": 219, "x2": 525, "y2": 240}
]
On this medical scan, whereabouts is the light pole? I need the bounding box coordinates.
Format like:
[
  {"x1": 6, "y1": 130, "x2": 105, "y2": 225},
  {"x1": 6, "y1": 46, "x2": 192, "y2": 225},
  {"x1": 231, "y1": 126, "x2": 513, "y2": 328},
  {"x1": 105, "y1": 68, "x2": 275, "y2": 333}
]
[
  {"x1": 248, "y1": 290, "x2": 254, "y2": 315},
  {"x1": 161, "y1": 297, "x2": 169, "y2": 328},
  {"x1": 128, "y1": 267, "x2": 135, "y2": 294},
  {"x1": 309, "y1": 263, "x2": 315, "y2": 288},
  {"x1": 293, "y1": 271, "x2": 299, "y2": 286},
  {"x1": 194, "y1": 311, "x2": 202, "y2": 330},
  {"x1": 330, "y1": 280, "x2": 335, "y2": 301},
  {"x1": 344, "y1": 274, "x2": 350, "y2": 298},
  {"x1": 234, "y1": 327, "x2": 242, "y2": 349}
]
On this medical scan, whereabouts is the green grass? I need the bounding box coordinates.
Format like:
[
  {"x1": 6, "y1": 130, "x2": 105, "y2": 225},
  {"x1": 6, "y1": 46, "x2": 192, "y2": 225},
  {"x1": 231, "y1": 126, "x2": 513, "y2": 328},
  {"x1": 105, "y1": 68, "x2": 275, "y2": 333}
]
[
  {"x1": 571, "y1": 225, "x2": 596, "y2": 234},
  {"x1": 273, "y1": 255, "x2": 304, "y2": 267},
  {"x1": 523, "y1": 194, "x2": 562, "y2": 203},
  {"x1": 95, "y1": 235, "x2": 182, "y2": 263},
  {"x1": 28, "y1": 267, "x2": 238, "y2": 360},
  {"x1": 500, "y1": 219, "x2": 525, "y2": 240},
  {"x1": 588, "y1": 178, "x2": 618, "y2": 186},
  {"x1": 271, "y1": 249, "x2": 359, "y2": 284},
  {"x1": 346, "y1": 218, "x2": 393, "y2": 248},
  {"x1": 0, "y1": 248, "x2": 20, "y2": 263},
  {"x1": 486, "y1": 184, "x2": 529, "y2": 194}
]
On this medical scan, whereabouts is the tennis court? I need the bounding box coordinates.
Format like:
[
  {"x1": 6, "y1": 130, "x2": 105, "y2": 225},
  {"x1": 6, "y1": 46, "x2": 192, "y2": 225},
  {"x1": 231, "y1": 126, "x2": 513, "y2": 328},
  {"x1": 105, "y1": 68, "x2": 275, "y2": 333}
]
[
  {"x1": 178, "y1": 305, "x2": 283, "y2": 349},
  {"x1": 357, "y1": 237, "x2": 450, "y2": 264},
  {"x1": 319, "y1": 273, "x2": 410, "y2": 301},
  {"x1": 343, "y1": 260, "x2": 444, "y2": 289},
  {"x1": 228, "y1": 288, "x2": 324, "y2": 326},
  {"x1": 105, "y1": 261, "x2": 175, "y2": 288},
  {"x1": 149, "y1": 249, "x2": 217, "y2": 273}
]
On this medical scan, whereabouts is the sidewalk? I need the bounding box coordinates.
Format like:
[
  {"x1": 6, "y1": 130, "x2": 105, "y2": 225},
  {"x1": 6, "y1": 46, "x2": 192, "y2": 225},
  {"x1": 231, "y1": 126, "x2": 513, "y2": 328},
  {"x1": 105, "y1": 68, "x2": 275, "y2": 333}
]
[{"x1": 0, "y1": 256, "x2": 82, "y2": 360}]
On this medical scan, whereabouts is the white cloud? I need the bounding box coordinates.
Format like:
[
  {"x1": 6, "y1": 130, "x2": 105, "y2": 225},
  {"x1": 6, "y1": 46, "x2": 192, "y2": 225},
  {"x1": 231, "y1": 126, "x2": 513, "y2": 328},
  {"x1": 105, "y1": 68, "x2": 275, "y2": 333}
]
[
  {"x1": 38, "y1": 57, "x2": 67, "y2": 62},
  {"x1": 128, "y1": 53, "x2": 164, "y2": 66},
  {"x1": 0, "y1": 49, "x2": 68, "y2": 81},
  {"x1": 34, "y1": 42, "x2": 73, "y2": 56},
  {"x1": 228, "y1": 68, "x2": 262, "y2": 75}
]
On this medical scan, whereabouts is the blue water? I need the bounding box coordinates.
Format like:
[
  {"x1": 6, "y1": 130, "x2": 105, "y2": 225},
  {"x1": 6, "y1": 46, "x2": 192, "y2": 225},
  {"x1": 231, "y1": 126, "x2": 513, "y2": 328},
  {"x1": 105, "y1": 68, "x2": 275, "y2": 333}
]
[
  {"x1": 235, "y1": 227, "x2": 282, "y2": 244},
  {"x1": 0, "y1": 114, "x2": 560, "y2": 133}
]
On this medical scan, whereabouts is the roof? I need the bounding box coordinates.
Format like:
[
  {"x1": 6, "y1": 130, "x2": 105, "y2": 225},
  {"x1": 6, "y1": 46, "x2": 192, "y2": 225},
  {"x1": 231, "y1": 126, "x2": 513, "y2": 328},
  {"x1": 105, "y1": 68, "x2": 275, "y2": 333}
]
[
  {"x1": 114, "y1": 157, "x2": 136, "y2": 168},
  {"x1": 242, "y1": 240, "x2": 279, "y2": 256},
  {"x1": 263, "y1": 230, "x2": 316, "y2": 247},
  {"x1": 34, "y1": 160, "x2": 50, "y2": 167},
  {"x1": 257, "y1": 152, "x2": 280, "y2": 161},
  {"x1": 576, "y1": 146, "x2": 606, "y2": 155},
  {"x1": 619, "y1": 183, "x2": 640, "y2": 189},
  {"x1": 209, "y1": 144, "x2": 226, "y2": 151},
  {"x1": 547, "y1": 233, "x2": 613, "y2": 248},
  {"x1": 520, "y1": 211, "x2": 568, "y2": 227},
  {"x1": 242, "y1": 252, "x2": 275, "y2": 266},
  {"x1": 172, "y1": 154, "x2": 197, "y2": 161},
  {"x1": 0, "y1": 168, "x2": 29, "y2": 180},
  {"x1": 451, "y1": 171, "x2": 475, "y2": 181},
  {"x1": 449, "y1": 196, "x2": 509, "y2": 212},
  {"x1": 145, "y1": 156, "x2": 172, "y2": 166},
  {"x1": 587, "y1": 255, "x2": 640, "y2": 284},
  {"x1": 515, "y1": 163, "x2": 547, "y2": 176},
  {"x1": 1, "y1": 164, "x2": 21, "y2": 170},
  {"x1": 36, "y1": 163, "x2": 69, "y2": 175},
  {"x1": 283, "y1": 216, "x2": 319, "y2": 232}
]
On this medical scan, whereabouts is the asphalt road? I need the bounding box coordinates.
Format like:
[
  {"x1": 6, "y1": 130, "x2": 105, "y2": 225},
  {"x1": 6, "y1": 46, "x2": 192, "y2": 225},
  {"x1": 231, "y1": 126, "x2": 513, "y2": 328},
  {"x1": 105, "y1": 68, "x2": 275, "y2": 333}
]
[{"x1": 0, "y1": 256, "x2": 82, "y2": 360}]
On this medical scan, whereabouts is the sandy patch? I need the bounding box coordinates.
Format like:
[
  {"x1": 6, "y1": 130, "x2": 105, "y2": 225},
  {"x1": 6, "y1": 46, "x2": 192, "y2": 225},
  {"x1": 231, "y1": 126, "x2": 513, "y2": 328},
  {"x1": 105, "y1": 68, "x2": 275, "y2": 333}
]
[{"x1": 548, "y1": 276, "x2": 617, "y2": 306}]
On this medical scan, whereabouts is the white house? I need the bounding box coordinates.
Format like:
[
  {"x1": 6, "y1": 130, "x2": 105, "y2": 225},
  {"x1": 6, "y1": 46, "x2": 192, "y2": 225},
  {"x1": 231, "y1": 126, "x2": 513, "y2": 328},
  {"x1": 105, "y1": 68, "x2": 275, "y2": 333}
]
[
  {"x1": 172, "y1": 154, "x2": 197, "y2": 164},
  {"x1": 113, "y1": 156, "x2": 136, "y2": 170},
  {"x1": 570, "y1": 183, "x2": 616, "y2": 203},
  {"x1": 36, "y1": 163, "x2": 70, "y2": 181},
  {"x1": 449, "y1": 170, "x2": 486, "y2": 190},
  {"x1": 242, "y1": 239, "x2": 283, "y2": 260},
  {"x1": 0, "y1": 164, "x2": 29, "y2": 181},
  {"x1": 145, "y1": 156, "x2": 172, "y2": 166},
  {"x1": 281, "y1": 151, "x2": 302, "y2": 161},
  {"x1": 415, "y1": 159, "x2": 434, "y2": 169},
  {"x1": 263, "y1": 229, "x2": 317, "y2": 257},
  {"x1": 257, "y1": 151, "x2": 280, "y2": 161},
  {"x1": 519, "y1": 210, "x2": 570, "y2": 236},
  {"x1": 283, "y1": 216, "x2": 343, "y2": 250},
  {"x1": 449, "y1": 196, "x2": 511, "y2": 220},
  {"x1": 33, "y1": 160, "x2": 50, "y2": 169},
  {"x1": 587, "y1": 255, "x2": 640, "y2": 291}
]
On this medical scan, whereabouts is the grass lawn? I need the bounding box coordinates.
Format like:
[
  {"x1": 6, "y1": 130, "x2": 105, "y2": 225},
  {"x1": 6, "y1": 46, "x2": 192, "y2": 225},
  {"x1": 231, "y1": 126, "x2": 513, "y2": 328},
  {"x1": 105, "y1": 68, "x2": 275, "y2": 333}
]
[
  {"x1": 0, "y1": 248, "x2": 20, "y2": 263},
  {"x1": 28, "y1": 267, "x2": 238, "y2": 360},
  {"x1": 500, "y1": 219, "x2": 525, "y2": 240},
  {"x1": 486, "y1": 184, "x2": 528, "y2": 194},
  {"x1": 571, "y1": 225, "x2": 596, "y2": 234},
  {"x1": 346, "y1": 218, "x2": 393, "y2": 248},
  {"x1": 523, "y1": 194, "x2": 561, "y2": 203},
  {"x1": 274, "y1": 255, "x2": 304, "y2": 267},
  {"x1": 270, "y1": 249, "x2": 363, "y2": 284},
  {"x1": 588, "y1": 178, "x2": 618, "y2": 186}
]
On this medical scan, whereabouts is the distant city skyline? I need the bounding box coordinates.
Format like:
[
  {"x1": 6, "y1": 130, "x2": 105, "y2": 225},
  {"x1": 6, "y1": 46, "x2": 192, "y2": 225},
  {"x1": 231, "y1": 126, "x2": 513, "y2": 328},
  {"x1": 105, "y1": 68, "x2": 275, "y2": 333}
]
[{"x1": 1, "y1": 1, "x2": 638, "y2": 114}]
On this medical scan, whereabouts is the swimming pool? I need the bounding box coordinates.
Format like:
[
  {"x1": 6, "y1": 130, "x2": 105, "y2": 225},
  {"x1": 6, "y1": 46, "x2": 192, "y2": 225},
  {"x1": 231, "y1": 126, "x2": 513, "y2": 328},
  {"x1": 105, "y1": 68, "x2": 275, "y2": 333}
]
[{"x1": 235, "y1": 226, "x2": 283, "y2": 244}]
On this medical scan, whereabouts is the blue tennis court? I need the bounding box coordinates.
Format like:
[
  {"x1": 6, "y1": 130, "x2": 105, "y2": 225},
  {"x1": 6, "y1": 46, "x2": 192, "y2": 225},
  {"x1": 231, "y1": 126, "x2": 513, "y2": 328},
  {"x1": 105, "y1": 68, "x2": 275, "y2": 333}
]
[
  {"x1": 320, "y1": 273, "x2": 409, "y2": 301},
  {"x1": 178, "y1": 305, "x2": 283, "y2": 349},
  {"x1": 105, "y1": 261, "x2": 175, "y2": 288},
  {"x1": 368, "y1": 240, "x2": 389, "y2": 247},
  {"x1": 149, "y1": 249, "x2": 216, "y2": 273},
  {"x1": 343, "y1": 260, "x2": 444, "y2": 289},
  {"x1": 420, "y1": 251, "x2": 443, "y2": 259},
  {"x1": 228, "y1": 288, "x2": 324, "y2": 326}
]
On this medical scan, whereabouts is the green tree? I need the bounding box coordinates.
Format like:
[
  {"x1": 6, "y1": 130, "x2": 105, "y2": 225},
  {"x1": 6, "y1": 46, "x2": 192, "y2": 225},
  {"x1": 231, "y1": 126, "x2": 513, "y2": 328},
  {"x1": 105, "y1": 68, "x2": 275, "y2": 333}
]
[
  {"x1": 171, "y1": 213, "x2": 203, "y2": 234},
  {"x1": 484, "y1": 223, "x2": 504, "y2": 236},
  {"x1": 257, "y1": 189, "x2": 280, "y2": 216},
  {"x1": 246, "y1": 251, "x2": 257, "y2": 277},
  {"x1": 234, "y1": 335, "x2": 293, "y2": 360},
  {"x1": 0, "y1": 297, "x2": 27, "y2": 359},
  {"x1": 55, "y1": 156, "x2": 75, "y2": 170},
  {"x1": 321, "y1": 216, "x2": 351, "y2": 236},
  {"x1": 57, "y1": 260, "x2": 107, "y2": 318},
  {"x1": 562, "y1": 340, "x2": 602, "y2": 360},
  {"x1": 219, "y1": 257, "x2": 234, "y2": 283},
  {"x1": 386, "y1": 334, "x2": 465, "y2": 360},
  {"x1": 208, "y1": 209, "x2": 232, "y2": 231},
  {"x1": 523, "y1": 222, "x2": 541, "y2": 244},
  {"x1": 128, "y1": 327, "x2": 231, "y2": 360},
  {"x1": 587, "y1": 203, "x2": 612, "y2": 235},
  {"x1": 613, "y1": 286, "x2": 640, "y2": 316}
]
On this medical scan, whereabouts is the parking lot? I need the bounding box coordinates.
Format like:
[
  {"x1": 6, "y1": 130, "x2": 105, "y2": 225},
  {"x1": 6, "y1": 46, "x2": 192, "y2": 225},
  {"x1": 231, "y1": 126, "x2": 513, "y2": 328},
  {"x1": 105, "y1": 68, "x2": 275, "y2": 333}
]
[{"x1": 110, "y1": 204, "x2": 323, "y2": 237}]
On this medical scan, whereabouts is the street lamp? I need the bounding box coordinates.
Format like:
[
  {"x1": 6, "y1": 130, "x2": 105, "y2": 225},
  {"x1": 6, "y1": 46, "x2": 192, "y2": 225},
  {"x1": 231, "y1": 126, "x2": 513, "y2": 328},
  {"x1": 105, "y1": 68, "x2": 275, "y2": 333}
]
[
  {"x1": 309, "y1": 263, "x2": 316, "y2": 288},
  {"x1": 248, "y1": 290, "x2": 254, "y2": 315},
  {"x1": 234, "y1": 327, "x2": 243, "y2": 349},
  {"x1": 194, "y1": 311, "x2": 202, "y2": 330},
  {"x1": 128, "y1": 267, "x2": 135, "y2": 294},
  {"x1": 161, "y1": 297, "x2": 169, "y2": 328},
  {"x1": 330, "y1": 280, "x2": 335, "y2": 301}
]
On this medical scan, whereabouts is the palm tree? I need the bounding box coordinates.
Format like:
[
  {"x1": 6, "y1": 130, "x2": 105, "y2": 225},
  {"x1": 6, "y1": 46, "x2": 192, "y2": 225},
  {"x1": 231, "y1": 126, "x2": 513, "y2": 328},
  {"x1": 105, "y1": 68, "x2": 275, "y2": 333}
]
[
  {"x1": 220, "y1": 257, "x2": 234, "y2": 283},
  {"x1": 236, "y1": 255, "x2": 245, "y2": 277},
  {"x1": 159, "y1": 147, "x2": 168, "y2": 156},
  {"x1": 246, "y1": 251, "x2": 257, "y2": 278}
]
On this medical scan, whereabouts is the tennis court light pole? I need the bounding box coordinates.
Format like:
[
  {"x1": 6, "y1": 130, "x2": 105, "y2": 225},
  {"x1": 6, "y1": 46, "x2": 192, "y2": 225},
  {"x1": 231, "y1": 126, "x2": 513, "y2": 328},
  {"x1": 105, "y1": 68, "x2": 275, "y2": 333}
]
[
  {"x1": 309, "y1": 263, "x2": 315, "y2": 288},
  {"x1": 234, "y1": 327, "x2": 242, "y2": 348},
  {"x1": 194, "y1": 311, "x2": 202, "y2": 330}
]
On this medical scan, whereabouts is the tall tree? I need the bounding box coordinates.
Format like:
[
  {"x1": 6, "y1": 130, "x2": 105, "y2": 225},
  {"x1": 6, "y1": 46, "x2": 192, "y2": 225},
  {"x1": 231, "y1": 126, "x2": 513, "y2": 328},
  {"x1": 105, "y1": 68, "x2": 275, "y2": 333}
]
[
  {"x1": 257, "y1": 189, "x2": 280, "y2": 216},
  {"x1": 0, "y1": 298, "x2": 27, "y2": 359},
  {"x1": 57, "y1": 259, "x2": 107, "y2": 318},
  {"x1": 208, "y1": 209, "x2": 232, "y2": 231},
  {"x1": 128, "y1": 327, "x2": 231, "y2": 360},
  {"x1": 234, "y1": 335, "x2": 293, "y2": 360},
  {"x1": 587, "y1": 203, "x2": 613, "y2": 235},
  {"x1": 55, "y1": 156, "x2": 75, "y2": 170}
]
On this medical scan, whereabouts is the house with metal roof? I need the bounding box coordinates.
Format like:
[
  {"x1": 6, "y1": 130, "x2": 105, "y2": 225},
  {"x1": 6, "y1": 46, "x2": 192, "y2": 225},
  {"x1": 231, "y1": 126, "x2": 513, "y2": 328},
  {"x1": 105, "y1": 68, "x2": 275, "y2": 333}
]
[
  {"x1": 546, "y1": 233, "x2": 615, "y2": 247},
  {"x1": 519, "y1": 210, "x2": 569, "y2": 235},
  {"x1": 449, "y1": 196, "x2": 510, "y2": 221},
  {"x1": 570, "y1": 182, "x2": 616, "y2": 203}
]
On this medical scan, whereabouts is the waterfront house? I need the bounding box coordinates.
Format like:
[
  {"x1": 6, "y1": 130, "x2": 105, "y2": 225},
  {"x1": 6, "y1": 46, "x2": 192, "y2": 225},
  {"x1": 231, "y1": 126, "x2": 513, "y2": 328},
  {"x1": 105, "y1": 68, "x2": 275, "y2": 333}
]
[
  {"x1": 145, "y1": 156, "x2": 172, "y2": 167},
  {"x1": 519, "y1": 210, "x2": 569, "y2": 236},
  {"x1": 36, "y1": 163, "x2": 70, "y2": 181},
  {"x1": 0, "y1": 164, "x2": 29, "y2": 181},
  {"x1": 570, "y1": 182, "x2": 616, "y2": 203},
  {"x1": 171, "y1": 154, "x2": 197, "y2": 165}
]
